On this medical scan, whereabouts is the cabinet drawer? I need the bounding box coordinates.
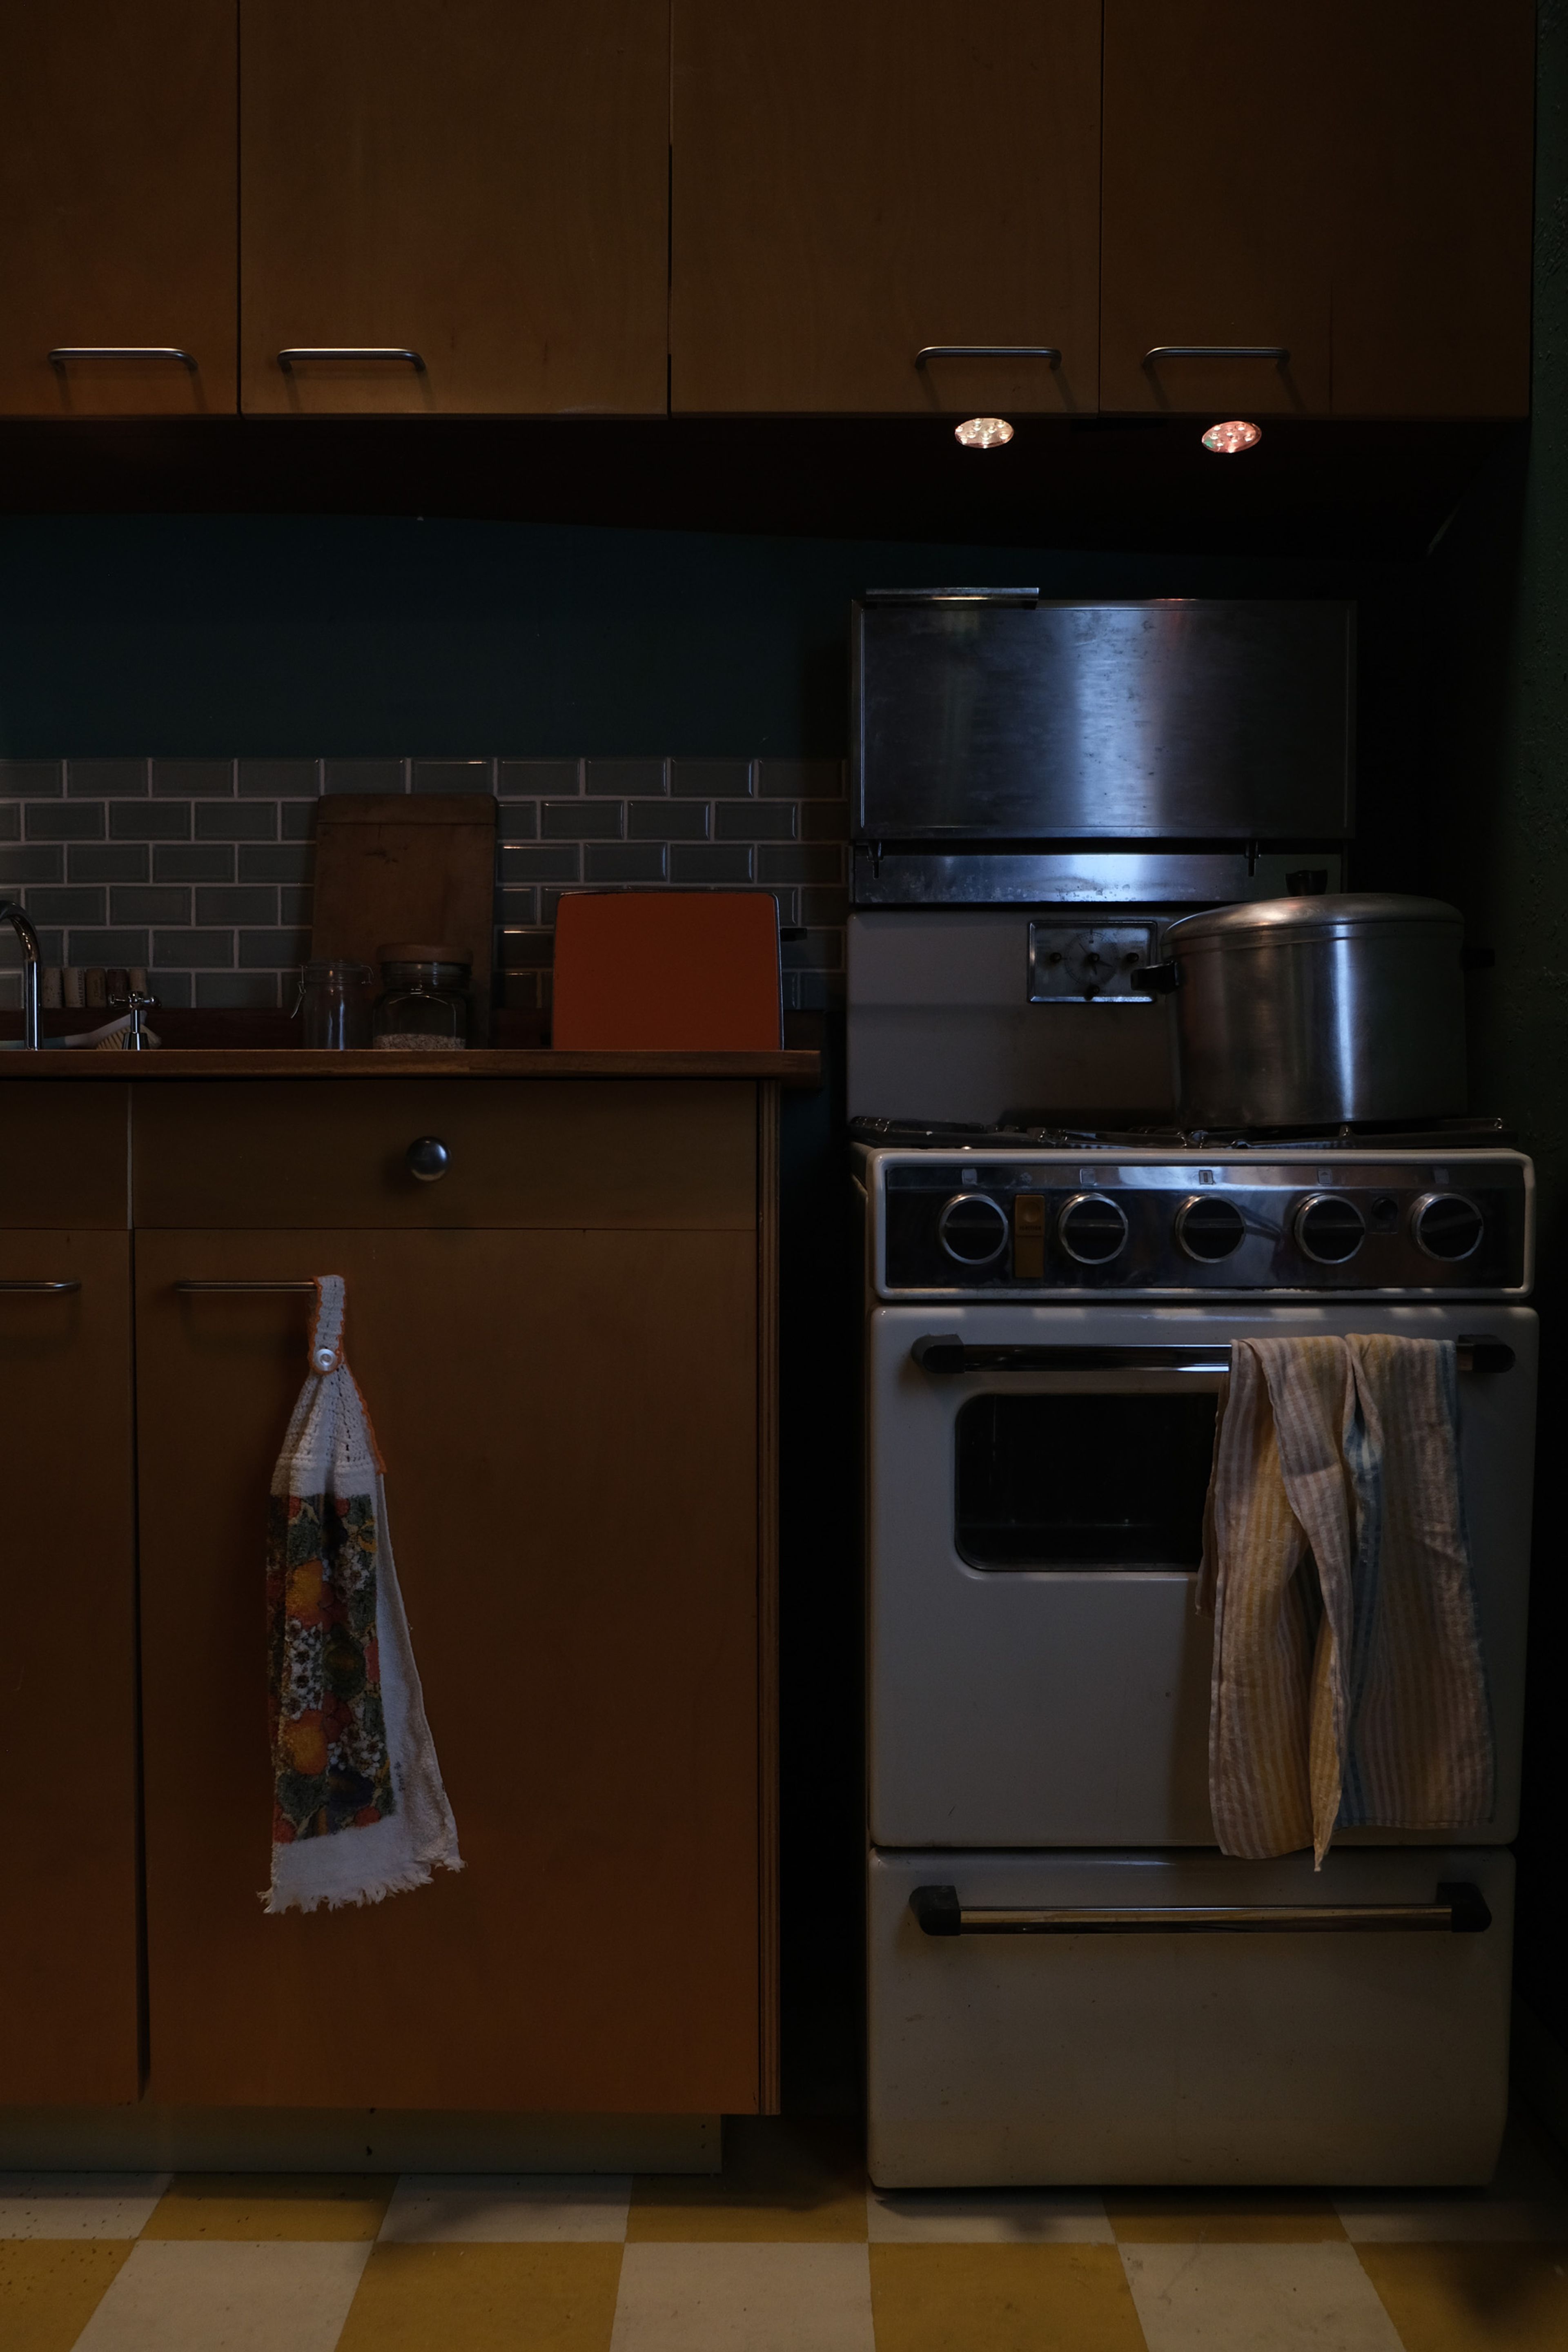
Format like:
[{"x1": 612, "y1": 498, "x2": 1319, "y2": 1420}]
[
  {"x1": 132, "y1": 1080, "x2": 758, "y2": 1229},
  {"x1": 0, "y1": 1083, "x2": 128, "y2": 1227}
]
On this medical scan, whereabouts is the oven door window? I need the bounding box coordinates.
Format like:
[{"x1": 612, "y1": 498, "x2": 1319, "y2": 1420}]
[{"x1": 955, "y1": 1392, "x2": 1218, "y2": 1571}]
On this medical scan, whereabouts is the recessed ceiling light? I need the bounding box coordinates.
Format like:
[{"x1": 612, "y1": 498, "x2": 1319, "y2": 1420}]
[
  {"x1": 955, "y1": 416, "x2": 1014, "y2": 450},
  {"x1": 1202, "y1": 418, "x2": 1262, "y2": 454}
]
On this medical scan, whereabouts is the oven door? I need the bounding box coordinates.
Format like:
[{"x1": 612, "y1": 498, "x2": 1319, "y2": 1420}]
[{"x1": 866, "y1": 1302, "x2": 1536, "y2": 1848}]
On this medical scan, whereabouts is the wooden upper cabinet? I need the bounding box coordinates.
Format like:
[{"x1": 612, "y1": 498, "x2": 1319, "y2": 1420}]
[
  {"x1": 0, "y1": 2, "x2": 236, "y2": 417},
  {"x1": 1100, "y1": 2, "x2": 1332, "y2": 416},
  {"x1": 240, "y1": 0, "x2": 670, "y2": 415},
  {"x1": 671, "y1": 1, "x2": 1102, "y2": 414}
]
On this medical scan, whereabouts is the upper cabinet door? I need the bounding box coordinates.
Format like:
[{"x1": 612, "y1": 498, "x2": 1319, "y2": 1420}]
[
  {"x1": 0, "y1": 2, "x2": 236, "y2": 417},
  {"x1": 671, "y1": 2, "x2": 1102, "y2": 415},
  {"x1": 241, "y1": 0, "x2": 669, "y2": 415},
  {"x1": 1100, "y1": 1, "x2": 1331, "y2": 416},
  {"x1": 1326, "y1": 0, "x2": 1535, "y2": 419}
]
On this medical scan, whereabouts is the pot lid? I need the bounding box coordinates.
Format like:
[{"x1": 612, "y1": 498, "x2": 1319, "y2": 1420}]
[{"x1": 1163, "y1": 892, "x2": 1462, "y2": 952}]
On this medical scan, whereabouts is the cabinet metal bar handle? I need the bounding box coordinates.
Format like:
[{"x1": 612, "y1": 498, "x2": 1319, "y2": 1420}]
[
  {"x1": 276, "y1": 347, "x2": 427, "y2": 373},
  {"x1": 174, "y1": 1280, "x2": 316, "y2": 1294},
  {"x1": 49, "y1": 346, "x2": 198, "y2": 368},
  {"x1": 0, "y1": 1278, "x2": 80, "y2": 1292},
  {"x1": 1142, "y1": 343, "x2": 1290, "y2": 366},
  {"x1": 915, "y1": 345, "x2": 1062, "y2": 366},
  {"x1": 911, "y1": 1881, "x2": 1491, "y2": 1937},
  {"x1": 910, "y1": 1336, "x2": 1514, "y2": 1377}
]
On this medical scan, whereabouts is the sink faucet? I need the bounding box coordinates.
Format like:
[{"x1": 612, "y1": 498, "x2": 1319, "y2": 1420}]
[{"x1": 0, "y1": 902, "x2": 40, "y2": 1049}]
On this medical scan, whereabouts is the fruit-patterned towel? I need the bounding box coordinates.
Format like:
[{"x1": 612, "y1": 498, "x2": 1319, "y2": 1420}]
[{"x1": 263, "y1": 1275, "x2": 461, "y2": 1913}]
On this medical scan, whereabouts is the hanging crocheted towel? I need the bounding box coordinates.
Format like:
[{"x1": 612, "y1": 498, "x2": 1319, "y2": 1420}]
[{"x1": 263, "y1": 1275, "x2": 461, "y2": 1914}]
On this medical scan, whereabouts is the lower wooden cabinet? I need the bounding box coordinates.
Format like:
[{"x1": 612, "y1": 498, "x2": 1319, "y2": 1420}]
[{"x1": 0, "y1": 1233, "x2": 138, "y2": 2103}]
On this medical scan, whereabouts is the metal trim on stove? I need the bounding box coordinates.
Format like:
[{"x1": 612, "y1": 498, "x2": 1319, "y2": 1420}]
[
  {"x1": 908, "y1": 1335, "x2": 1518, "y2": 1376},
  {"x1": 908, "y1": 1882, "x2": 1493, "y2": 1937}
]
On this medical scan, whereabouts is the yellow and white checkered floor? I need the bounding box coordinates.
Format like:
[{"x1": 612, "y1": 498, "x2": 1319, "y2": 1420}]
[{"x1": 4, "y1": 2115, "x2": 1566, "y2": 2350}]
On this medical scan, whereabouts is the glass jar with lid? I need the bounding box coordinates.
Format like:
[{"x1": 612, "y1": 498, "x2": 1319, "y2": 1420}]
[{"x1": 372, "y1": 944, "x2": 472, "y2": 1051}]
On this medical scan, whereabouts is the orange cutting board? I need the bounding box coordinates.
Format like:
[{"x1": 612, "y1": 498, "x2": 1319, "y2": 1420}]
[{"x1": 310, "y1": 795, "x2": 497, "y2": 1042}]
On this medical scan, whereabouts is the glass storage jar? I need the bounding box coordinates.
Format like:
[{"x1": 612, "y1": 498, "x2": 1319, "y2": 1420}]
[
  {"x1": 295, "y1": 958, "x2": 374, "y2": 1048},
  {"x1": 372, "y1": 944, "x2": 472, "y2": 1051}
]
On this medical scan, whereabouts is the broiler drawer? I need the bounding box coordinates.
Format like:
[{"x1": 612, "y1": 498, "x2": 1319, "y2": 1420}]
[{"x1": 131, "y1": 1080, "x2": 757, "y2": 1229}]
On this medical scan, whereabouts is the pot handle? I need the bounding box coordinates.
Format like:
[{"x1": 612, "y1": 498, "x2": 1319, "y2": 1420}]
[{"x1": 1131, "y1": 960, "x2": 1180, "y2": 995}]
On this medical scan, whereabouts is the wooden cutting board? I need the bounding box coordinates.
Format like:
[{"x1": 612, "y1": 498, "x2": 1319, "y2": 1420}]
[{"x1": 311, "y1": 795, "x2": 497, "y2": 1042}]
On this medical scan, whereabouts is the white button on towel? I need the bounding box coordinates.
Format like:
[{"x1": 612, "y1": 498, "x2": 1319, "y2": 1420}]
[{"x1": 312, "y1": 1346, "x2": 336, "y2": 1372}]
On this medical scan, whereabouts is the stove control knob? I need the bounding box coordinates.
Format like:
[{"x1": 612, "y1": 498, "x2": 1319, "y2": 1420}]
[
  {"x1": 1058, "y1": 1192, "x2": 1129, "y2": 1265},
  {"x1": 1175, "y1": 1194, "x2": 1246, "y2": 1263},
  {"x1": 1411, "y1": 1190, "x2": 1485, "y2": 1262},
  {"x1": 938, "y1": 1191, "x2": 1009, "y2": 1265},
  {"x1": 1295, "y1": 1193, "x2": 1366, "y2": 1264}
]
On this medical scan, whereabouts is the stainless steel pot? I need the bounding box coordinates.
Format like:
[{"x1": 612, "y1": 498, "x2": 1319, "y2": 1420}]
[{"x1": 1148, "y1": 893, "x2": 1467, "y2": 1130}]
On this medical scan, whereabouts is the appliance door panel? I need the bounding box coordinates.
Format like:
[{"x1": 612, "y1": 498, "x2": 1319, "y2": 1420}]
[
  {"x1": 867, "y1": 1303, "x2": 1535, "y2": 1847},
  {"x1": 868, "y1": 1846, "x2": 1513, "y2": 2187}
]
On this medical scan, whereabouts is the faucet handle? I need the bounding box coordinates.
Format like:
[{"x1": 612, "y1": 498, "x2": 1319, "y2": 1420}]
[{"x1": 109, "y1": 988, "x2": 160, "y2": 1051}]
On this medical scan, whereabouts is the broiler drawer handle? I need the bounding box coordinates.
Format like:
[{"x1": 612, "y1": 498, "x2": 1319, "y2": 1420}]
[{"x1": 910, "y1": 1882, "x2": 1492, "y2": 1936}]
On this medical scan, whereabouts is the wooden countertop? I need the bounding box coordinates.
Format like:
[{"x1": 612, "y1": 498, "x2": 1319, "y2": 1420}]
[{"x1": 0, "y1": 1047, "x2": 820, "y2": 1084}]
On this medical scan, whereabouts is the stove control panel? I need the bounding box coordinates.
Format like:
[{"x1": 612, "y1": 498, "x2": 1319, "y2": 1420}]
[{"x1": 866, "y1": 1151, "x2": 1533, "y2": 1297}]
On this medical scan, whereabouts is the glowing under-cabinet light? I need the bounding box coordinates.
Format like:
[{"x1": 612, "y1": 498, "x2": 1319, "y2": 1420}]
[
  {"x1": 1202, "y1": 418, "x2": 1263, "y2": 454},
  {"x1": 954, "y1": 416, "x2": 1014, "y2": 450}
]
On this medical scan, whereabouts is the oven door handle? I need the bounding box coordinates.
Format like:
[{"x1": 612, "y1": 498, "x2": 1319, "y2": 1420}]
[
  {"x1": 909, "y1": 1336, "x2": 1515, "y2": 1376},
  {"x1": 910, "y1": 1882, "x2": 1492, "y2": 1937}
]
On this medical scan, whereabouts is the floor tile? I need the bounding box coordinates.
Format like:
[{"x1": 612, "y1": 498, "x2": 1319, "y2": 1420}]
[
  {"x1": 610, "y1": 2240, "x2": 873, "y2": 2352},
  {"x1": 866, "y1": 2186, "x2": 1113, "y2": 2243},
  {"x1": 70, "y1": 2239, "x2": 370, "y2": 2352},
  {"x1": 1122, "y1": 2240, "x2": 1404, "y2": 2350},
  {"x1": 0, "y1": 2175, "x2": 170, "y2": 2240},
  {"x1": 379, "y1": 2173, "x2": 632, "y2": 2243},
  {"x1": 869, "y1": 2242, "x2": 1145, "y2": 2350},
  {"x1": 1108, "y1": 2187, "x2": 1348, "y2": 2243},
  {"x1": 140, "y1": 2170, "x2": 394, "y2": 2241},
  {"x1": 1356, "y1": 2243, "x2": 1568, "y2": 2348},
  {"x1": 338, "y1": 2241, "x2": 621, "y2": 2350},
  {"x1": 1337, "y1": 2114, "x2": 1568, "y2": 2242},
  {"x1": 0, "y1": 2240, "x2": 134, "y2": 2352},
  {"x1": 628, "y1": 2120, "x2": 866, "y2": 2243}
]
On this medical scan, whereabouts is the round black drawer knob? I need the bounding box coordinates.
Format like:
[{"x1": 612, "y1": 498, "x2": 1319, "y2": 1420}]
[
  {"x1": 1412, "y1": 1191, "x2": 1484, "y2": 1262},
  {"x1": 1295, "y1": 1193, "x2": 1365, "y2": 1264},
  {"x1": 1058, "y1": 1192, "x2": 1129, "y2": 1265},
  {"x1": 1176, "y1": 1194, "x2": 1247, "y2": 1263},
  {"x1": 937, "y1": 1191, "x2": 1009, "y2": 1265},
  {"x1": 406, "y1": 1135, "x2": 450, "y2": 1183}
]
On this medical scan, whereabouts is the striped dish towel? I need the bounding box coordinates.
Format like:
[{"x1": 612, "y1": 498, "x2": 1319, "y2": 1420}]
[
  {"x1": 1200, "y1": 1334, "x2": 1492, "y2": 1865},
  {"x1": 263, "y1": 1276, "x2": 462, "y2": 1914}
]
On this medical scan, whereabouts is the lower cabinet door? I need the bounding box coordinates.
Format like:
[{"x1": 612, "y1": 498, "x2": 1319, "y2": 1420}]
[
  {"x1": 0, "y1": 1232, "x2": 138, "y2": 2103},
  {"x1": 136, "y1": 1228, "x2": 761, "y2": 2111}
]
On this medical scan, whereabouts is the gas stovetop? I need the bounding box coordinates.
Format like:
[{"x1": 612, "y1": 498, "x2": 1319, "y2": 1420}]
[{"x1": 850, "y1": 1114, "x2": 1517, "y2": 1153}]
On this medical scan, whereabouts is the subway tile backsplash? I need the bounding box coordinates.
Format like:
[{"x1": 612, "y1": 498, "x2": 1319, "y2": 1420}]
[{"x1": 0, "y1": 755, "x2": 848, "y2": 1013}]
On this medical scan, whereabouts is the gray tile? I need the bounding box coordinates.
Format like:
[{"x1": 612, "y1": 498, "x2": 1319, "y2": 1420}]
[
  {"x1": 543, "y1": 800, "x2": 621, "y2": 841},
  {"x1": 196, "y1": 886, "x2": 278, "y2": 925},
  {"x1": 757, "y1": 757, "x2": 845, "y2": 801},
  {"x1": 152, "y1": 928, "x2": 234, "y2": 967},
  {"x1": 783, "y1": 928, "x2": 844, "y2": 969},
  {"x1": 238, "y1": 844, "x2": 312, "y2": 883},
  {"x1": 195, "y1": 803, "x2": 275, "y2": 841},
  {"x1": 758, "y1": 845, "x2": 845, "y2": 884},
  {"x1": 146, "y1": 970, "x2": 193, "y2": 1008},
  {"x1": 412, "y1": 759, "x2": 493, "y2": 795},
  {"x1": 584, "y1": 844, "x2": 666, "y2": 883},
  {"x1": 28, "y1": 802, "x2": 106, "y2": 841},
  {"x1": 498, "y1": 759, "x2": 579, "y2": 797},
  {"x1": 540, "y1": 889, "x2": 572, "y2": 927},
  {"x1": 111, "y1": 886, "x2": 191, "y2": 924},
  {"x1": 716, "y1": 802, "x2": 798, "y2": 842},
  {"x1": 671, "y1": 758, "x2": 751, "y2": 799},
  {"x1": 585, "y1": 757, "x2": 664, "y2": 798},
  {"x1": 238, "y1": 758, "x2": 320, "y2": 798},
  {"x1": 802, "y1": 800, "x2": 850, "y2": 841},
  {"x1": 498, "y1": 928, "x2": 555, "y2": 970},
  {"x1": 323, "y1": 759, "x2": 405, "y2": 795},
  {"x1": 497, "y1": 802, "x2": 538, "y2": 842},
  {"x1": 802, "y1": 887, "x2": 850, "y2": 927},
  {"x1": 152, "y1": 758, "x2": 233, "y2": 798},
  {"x1": 670, "y1": 844, "x2": 754, "y2": 883},
  {"x1": 238, "y1": 929, "x2": 310, "y2": 968},
  {"x1": 496, "y1": 888, "x2": 537, "y2": 927},
  {"x1": 5, "y1": 928, "x2": 64, "y2": 966},
  {"x1": 67, "y1": 759, "x2": 146, "y2": 798},
  {"x1": 767, "y1": 888, "x2": 801, "y2": 927},
  {"x1": 0, "y1": 806, "x2": 18, "y2": 840},
  {"x1": 281, "y1": 803, "x2": 319, "y2": 842},
  {"x1": 0, "y1": 973, "x2": 18, "y2": 1008},
  {"x1": 67, "y1": 928, "x2": 150, "y2": 965},
  {"x1": 501, "y1": 845, "x2": 579, "y2": 884},
  {"x1": 28, "y1": 886, "x2": 106, "y2": 924},
  {"x1": 0, "y1": 846, "x2": 64, "y2": 884},
  {"x1": 280, "y1": 887, "x2": 314, "y2": 927},
  {"x1": 499, "y1": 969, "x2": 544, "y2": 1012},
  {"x1": 154, "y1": 844, "x2": 233, "y2": 882},
  {"x1": 196, "y1": 973, "x2": 278, "y2": 1008},
  {"x1": 109, "y1": 802, "x2": 189, "y2": 841},
  {"x1": 68, "y1": 844, "x2": 147, "y2": 883},
  {"x1": 629, "y1": 800, "x2": 708, "y2": 841},
  {"x1": 0, "y1": 759, "x2": 63, "y2": 797}
]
